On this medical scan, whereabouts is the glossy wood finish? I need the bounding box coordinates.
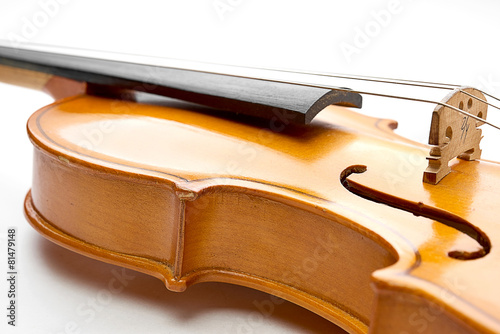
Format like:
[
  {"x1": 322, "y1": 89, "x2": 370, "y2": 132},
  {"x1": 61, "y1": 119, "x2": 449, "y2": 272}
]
[
  {"x1": 0, "y1": 63, "x2": 52, "y2": 91},
  {"x1": 23, "y1": 94, "x2": 500, "y2": 333}
]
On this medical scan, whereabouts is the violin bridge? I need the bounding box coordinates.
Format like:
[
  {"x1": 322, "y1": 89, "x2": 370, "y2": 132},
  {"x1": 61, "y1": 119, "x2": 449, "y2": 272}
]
[{"x1": 423, "y1": 87, "x2": 487, "y2": 184}]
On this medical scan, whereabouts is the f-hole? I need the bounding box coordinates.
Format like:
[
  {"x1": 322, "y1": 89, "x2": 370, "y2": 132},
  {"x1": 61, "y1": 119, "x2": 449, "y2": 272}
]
[{"x1": 340, "y1": 165, "x2": 490, "y2": 260}]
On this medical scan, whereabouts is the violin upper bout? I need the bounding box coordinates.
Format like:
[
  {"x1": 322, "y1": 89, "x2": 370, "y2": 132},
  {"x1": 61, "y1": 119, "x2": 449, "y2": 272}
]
[{"x1": 423, "y1": 87, "x2": 487, "y2": 184}]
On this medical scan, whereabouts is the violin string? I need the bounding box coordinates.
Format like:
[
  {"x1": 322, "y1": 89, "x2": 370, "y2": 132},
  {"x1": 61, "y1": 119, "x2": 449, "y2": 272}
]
[
  {"x1": 204, "y1": 61, "x2": 500, "y2": 113},
  {"x1": 182, "y1": 56, "x2": 500, "y2": 114},
  {"x1": 162, "y1": 59, "x2": 499, "y2": 130},
  {"x1": 125, "y1": 54, "x2": 500, "y2": 128},
  {"x1": 2, "y1": 42, "x2": 500, "y2": 129},
  {"x1": 89, "y1": 44, "x2": 500, "y2": 109},
  {"x1": 475, "y1": 90, "x2": 500, "y2": 105},
  {"x1": 183, "y1": 54, "x2": 500, "y2": 115},
  {"x1": 157, "y1": 53, "x2": 500, "y2": 108},
  {"x1": 278, "y1": 80, "x2": 498, "y2": 129},
  {"x1": 224, "y1": 64, "x2": 461, "y2": 90},
  {"x1": 11, "y1": 41, "x2": 491, "y2": 95},
  {"x1": 257, "y1": 78, "x2": 499, "y2": 130},
  {"x1": 81, "y1": 44, "x2": 500, "y2": 115},
  {"x1": 456, "y1": 90, "x2": 500, "y2": 113},
  {"x1": 131, "y1": 59, "x2": 499, "y2": 130},
  {"x1": 239, "y1": 63, "x2": 500, "y2": 114}
]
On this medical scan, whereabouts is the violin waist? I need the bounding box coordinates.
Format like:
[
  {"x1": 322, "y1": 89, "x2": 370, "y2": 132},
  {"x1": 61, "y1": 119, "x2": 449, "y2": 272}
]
[{"x1": 24, "y1": 94, "x2": 500, "y2": 333}]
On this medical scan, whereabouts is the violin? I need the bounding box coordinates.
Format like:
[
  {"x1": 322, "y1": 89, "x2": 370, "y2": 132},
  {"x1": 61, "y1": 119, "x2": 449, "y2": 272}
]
[{"x1": 1, "y1": 44, "x2": 500, "y2": 334}]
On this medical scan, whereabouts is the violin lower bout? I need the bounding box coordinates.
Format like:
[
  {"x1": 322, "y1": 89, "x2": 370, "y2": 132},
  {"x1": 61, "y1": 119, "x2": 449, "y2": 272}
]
[
  {"x1": 25, "y1": 141, "x2": 398, "y2": 333},
  {"x1": 23, "y1": 95, "x2": 498, "y2": 334}
]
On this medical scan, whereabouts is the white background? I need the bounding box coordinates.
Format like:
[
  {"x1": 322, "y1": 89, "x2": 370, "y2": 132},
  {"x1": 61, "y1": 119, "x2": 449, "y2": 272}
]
[{"x1": 0, "y1": 0, "x2": 500, "y2": 333}]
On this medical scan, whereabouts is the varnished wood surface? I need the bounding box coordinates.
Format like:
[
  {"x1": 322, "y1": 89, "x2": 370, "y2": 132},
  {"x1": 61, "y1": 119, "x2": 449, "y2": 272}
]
[
  {"x1": 0, "y1": 64, "x2": 52, "y2": 91},
  {"x1": 23, "y1": 94, "x2": 500, "y2": 333}
]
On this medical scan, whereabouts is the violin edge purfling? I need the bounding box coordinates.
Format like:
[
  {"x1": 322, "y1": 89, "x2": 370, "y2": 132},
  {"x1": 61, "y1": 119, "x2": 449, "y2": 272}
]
[{"x1": 2, "y1": 43, "x2": 500, "y2": 334}]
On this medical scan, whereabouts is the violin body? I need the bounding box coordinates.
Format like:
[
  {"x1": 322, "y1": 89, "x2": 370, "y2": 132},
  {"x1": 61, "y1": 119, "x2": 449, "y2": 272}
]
[{"x1": 24, "y1": 92, "x2": 500, "y2": 333}]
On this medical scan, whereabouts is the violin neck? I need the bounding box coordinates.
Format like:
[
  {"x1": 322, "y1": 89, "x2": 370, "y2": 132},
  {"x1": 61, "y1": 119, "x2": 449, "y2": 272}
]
[
  {"x1": 0, "y1": 63, "x2": 52, "y2": 92},
  {"x1": 0, "y1": 45, "x2": 362, "y2": 124}
]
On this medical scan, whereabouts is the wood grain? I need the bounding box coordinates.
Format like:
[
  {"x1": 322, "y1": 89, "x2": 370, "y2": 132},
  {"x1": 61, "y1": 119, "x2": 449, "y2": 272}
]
[
  {"x1": 23, "y1": 94, "x2": 500, "y2": 333},
  {"x1": 0, "y1": 64, "x2": 52, "y2": 91},
  {"x1": 424, "y1": 87, "x2": 487, "y2": 184}
]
